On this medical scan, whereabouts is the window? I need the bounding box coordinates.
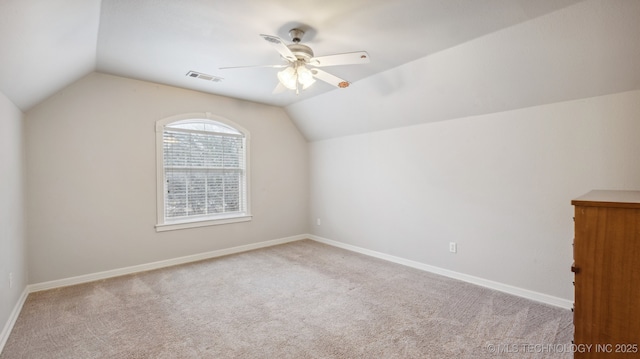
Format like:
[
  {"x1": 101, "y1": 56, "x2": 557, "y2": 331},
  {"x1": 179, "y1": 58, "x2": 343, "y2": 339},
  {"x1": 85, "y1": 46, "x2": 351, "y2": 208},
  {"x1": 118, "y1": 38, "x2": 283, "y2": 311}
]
[{"x1": 155, "y1": 113, "x2": 250, "y2": 231}]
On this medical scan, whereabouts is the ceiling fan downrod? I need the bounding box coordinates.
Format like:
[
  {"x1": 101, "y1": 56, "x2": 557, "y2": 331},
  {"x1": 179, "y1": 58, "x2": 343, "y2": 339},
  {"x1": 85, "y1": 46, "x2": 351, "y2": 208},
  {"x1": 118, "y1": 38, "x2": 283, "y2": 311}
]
[{"x1": 288, "y1": 28, "x2": 305, "y2": 43}]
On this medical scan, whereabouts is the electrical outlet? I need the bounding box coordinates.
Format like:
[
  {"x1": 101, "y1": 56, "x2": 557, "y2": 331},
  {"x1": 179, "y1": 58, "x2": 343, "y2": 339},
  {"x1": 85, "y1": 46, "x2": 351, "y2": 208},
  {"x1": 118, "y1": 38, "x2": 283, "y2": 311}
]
[
  {"x1": 316, "y1": 218, "x2": 321, "y2": 226},
  {"x1": 449, "y1": 242, "x2": 457, "y2": 253},
  {"x1": 9, "y1": 272, "x2": 13, "y2": 288}
]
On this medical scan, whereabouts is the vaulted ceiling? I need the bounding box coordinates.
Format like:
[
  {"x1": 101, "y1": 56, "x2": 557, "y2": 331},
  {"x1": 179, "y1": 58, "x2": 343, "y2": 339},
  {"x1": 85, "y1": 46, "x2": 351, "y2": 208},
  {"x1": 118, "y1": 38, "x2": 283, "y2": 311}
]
[{"x1": 1, "y1": 0, "x2": 639, "y2": 140}]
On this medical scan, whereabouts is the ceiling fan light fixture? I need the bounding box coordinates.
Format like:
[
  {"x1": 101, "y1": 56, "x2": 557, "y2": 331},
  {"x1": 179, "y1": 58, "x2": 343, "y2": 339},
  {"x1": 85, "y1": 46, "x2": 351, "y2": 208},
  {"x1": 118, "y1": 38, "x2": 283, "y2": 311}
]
[
  {"x1": 297, "y1": 66, "x2": 316, "y2": 89},
  {"x1": 277, "y1": 66, "x2": 297, "y2": 90},
  {"x1": 278, "y1": 63, "x2": 316, "y2": 92}
]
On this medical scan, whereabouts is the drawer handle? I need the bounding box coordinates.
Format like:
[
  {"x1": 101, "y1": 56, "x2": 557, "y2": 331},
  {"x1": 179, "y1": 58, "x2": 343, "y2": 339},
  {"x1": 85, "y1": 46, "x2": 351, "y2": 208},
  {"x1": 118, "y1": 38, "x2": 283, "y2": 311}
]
[{"x1": 571, "y1": 264, "x2": 580, "y2": 274}]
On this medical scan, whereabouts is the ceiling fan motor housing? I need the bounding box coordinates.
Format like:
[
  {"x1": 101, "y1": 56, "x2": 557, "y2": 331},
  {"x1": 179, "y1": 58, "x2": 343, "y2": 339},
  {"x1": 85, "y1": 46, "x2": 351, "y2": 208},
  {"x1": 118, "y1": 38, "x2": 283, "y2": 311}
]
[{"x1": 288, "y1": 43, "x2": 314, "y2": 62}]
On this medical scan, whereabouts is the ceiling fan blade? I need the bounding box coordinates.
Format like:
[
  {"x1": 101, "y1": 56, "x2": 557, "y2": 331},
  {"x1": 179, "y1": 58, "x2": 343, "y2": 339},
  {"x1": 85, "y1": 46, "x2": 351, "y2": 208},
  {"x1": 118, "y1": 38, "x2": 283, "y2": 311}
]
[
  {"x1": 272, "y1": 81, "x2": 287, "y2": 94},
  {"x1": 259, "y1": 34, "x2": 297, "y2": 62},
  {"x1": 219, "y1": 64, "x2": 288, "y2": 70},
  {"x1": 311, "y1": 69, "x2": 351, "y2": 89},
  {"x1": 310, "y1": 51, "x2": 370, "y2": 67}
]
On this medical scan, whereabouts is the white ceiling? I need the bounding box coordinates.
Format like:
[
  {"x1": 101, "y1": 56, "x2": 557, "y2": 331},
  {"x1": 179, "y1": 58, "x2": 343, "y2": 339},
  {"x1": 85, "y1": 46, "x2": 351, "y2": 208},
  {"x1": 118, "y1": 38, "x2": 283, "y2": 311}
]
[
  {"x1": 0, "y1": 0, "x2": 100, "y2": 111},
  {"x1": 2, "y1": 0, "x2": 584, "y2": 111},
  {"x1": 1, "y1": 0, "x2": 639, "y2": 140},
  {"x1": 95, "y1": 0, "x2": 587, "y2": 108},
  {"x1": 288, "y1": 0, "x2": 640, "y2": 140}
]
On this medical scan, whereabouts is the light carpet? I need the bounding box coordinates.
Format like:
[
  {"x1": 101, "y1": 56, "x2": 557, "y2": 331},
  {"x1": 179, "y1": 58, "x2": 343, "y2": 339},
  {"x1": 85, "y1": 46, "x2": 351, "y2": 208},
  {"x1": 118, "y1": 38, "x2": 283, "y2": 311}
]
[{"x1": 1, "y1": 240, "x2": 573, "y2": 358}]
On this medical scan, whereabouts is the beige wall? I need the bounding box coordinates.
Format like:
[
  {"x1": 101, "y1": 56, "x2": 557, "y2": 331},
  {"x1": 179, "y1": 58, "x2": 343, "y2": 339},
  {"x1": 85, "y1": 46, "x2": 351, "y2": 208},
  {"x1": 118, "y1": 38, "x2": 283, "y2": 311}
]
[
  {"x1": 309, "y1": 90, "x2": 640, "y2": 302},
  {"x1": 25, "y1": 73, "x2": 309, "y2": 283},
  {"x1": 16, "y1": 70, "x2": 640, "y2": 305},
  {"x1": 0, "y1": 90, "x2": 26, "y2": 341}
]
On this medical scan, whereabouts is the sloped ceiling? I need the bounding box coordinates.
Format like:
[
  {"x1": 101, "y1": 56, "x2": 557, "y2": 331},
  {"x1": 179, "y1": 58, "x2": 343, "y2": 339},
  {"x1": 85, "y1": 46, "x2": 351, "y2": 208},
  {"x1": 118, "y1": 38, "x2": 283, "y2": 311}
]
[
  {"x1": 288, "y1": 0, "x2": 640, "y2": 141},
  {"x1": 1, "y1": 0, "x2": 639, "y2": 141},
  {"x1": 0, "y1": 0, "x2": 101, "y2": 111},
  {"x1": 94, "y1": 0, "x2": 583, "y2": 108}
]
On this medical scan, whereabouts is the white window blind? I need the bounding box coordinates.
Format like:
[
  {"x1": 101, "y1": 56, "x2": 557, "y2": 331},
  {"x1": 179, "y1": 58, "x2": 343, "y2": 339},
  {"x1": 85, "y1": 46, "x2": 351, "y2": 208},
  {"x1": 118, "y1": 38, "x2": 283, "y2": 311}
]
[{"x1": 156, "y1": 116, "x2": 250, "y2": 231}]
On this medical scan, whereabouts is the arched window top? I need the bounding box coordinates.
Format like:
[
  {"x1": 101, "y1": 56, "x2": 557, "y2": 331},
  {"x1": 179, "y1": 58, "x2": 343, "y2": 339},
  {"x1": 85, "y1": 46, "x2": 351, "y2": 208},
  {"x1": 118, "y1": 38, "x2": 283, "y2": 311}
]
[
  {"x1": 156, "y1": 112, "x2": 249, "y2": 139},
  {"x1": 166, "y1": 119, "x2": 242, "y2": 136}
]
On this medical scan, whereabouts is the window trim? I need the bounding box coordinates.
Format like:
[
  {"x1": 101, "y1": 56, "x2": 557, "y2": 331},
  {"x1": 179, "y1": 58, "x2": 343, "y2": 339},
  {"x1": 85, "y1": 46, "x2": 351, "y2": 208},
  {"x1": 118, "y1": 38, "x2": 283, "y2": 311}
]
[{"x1": 155, "y1": 112, "x2": 251, "y2": 232}]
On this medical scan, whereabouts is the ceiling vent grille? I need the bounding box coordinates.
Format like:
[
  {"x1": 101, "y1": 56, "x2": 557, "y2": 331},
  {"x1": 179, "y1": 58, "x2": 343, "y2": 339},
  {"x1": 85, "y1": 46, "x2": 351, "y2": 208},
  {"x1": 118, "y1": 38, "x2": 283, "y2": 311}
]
[{"x1": 186, "y1": 71, "x2": 223, "y2": 82}]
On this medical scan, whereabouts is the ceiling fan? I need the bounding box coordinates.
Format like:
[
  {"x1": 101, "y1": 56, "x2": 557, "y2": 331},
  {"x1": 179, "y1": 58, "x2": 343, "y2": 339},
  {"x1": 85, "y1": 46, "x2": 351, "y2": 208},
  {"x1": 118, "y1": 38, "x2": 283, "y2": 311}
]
[{"x1": 220, "y1": 28, "x2": 370, "y2": 94}]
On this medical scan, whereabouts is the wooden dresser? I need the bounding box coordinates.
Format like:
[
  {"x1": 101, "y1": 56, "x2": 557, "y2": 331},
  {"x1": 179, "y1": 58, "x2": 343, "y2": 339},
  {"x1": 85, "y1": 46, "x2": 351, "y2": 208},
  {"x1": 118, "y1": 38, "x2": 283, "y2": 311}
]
[{"x1": 572, "y1": 190, "x2": 640, "y2": 358}]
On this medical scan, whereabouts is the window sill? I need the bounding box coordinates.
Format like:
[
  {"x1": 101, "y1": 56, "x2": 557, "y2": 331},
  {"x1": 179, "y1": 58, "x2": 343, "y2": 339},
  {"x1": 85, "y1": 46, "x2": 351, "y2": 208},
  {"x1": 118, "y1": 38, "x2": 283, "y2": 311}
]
[{"x1": 155, "y1": 214, "x2": 252, "y2": 232}]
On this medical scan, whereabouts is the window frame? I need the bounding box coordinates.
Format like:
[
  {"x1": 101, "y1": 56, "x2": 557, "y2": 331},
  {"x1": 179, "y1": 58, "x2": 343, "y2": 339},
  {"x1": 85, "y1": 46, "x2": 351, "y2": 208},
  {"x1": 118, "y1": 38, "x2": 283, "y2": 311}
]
[{"x1": 155, "y1": 112, "x2": 251, "y2": 232}]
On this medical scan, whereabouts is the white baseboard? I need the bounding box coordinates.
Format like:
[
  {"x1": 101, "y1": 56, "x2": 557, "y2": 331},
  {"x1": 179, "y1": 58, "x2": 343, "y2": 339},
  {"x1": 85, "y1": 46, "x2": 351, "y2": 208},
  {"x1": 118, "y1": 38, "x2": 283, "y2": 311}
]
[
  {"x1": 28, "y1": 234, "x2": 307, "y2": 293},
  {"x1": 2, "y1": 234, "x2": 307, "y2": 354},
  {"x1": 308, "y1": 235, "x2": 573, "y2": 310},
  {"x1": 3, "y1": 232, "x2": 569, "y2": 355},
  {"x1": 0, "y1": 287, "x2": 29, "y2": 354}
]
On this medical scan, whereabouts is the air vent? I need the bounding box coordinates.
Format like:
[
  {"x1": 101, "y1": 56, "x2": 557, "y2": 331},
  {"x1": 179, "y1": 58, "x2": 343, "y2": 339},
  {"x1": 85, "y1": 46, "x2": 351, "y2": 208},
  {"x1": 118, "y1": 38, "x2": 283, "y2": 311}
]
[{"x1": 186, "y1": 71, "x2": 223, "y2": 83}]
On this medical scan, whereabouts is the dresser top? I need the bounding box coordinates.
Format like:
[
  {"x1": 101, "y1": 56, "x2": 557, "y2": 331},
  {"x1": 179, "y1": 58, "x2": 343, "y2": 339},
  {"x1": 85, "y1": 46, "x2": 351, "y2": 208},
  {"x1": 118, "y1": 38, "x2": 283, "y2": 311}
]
[{"x1": 572, "y1": 190, "x2": 640, "y2": 208}]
